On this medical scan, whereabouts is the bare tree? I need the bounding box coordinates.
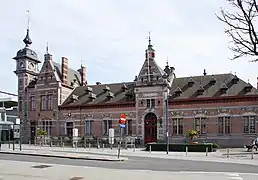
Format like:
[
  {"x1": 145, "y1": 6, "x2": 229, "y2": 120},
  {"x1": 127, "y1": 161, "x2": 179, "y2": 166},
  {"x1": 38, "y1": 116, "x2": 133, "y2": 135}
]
[{"x1": 216, "y1": 0, "x2": 258, "y2": 61}]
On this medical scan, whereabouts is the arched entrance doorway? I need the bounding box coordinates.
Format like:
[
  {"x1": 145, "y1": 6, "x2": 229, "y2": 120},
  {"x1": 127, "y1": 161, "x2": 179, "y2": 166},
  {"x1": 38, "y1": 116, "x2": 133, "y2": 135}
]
[{"x1": 144, "y1": 113, "x2": 157, "y2": 144}]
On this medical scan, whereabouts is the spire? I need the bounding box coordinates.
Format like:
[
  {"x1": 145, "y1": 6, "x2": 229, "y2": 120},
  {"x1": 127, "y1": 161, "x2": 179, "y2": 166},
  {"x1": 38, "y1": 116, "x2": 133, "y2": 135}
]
[
  {"x1": 46, "y1": 42, "x2": 49, "y2": 54},
  {"x1": 148, "y1": 32, "x2": 153, "y2": 49},
  {"x1": 166, "y1": 56, "x2": 169, "y2": 67},
  {"x1": 23, "y1": 10, "x2": 32, "y2": 47}
]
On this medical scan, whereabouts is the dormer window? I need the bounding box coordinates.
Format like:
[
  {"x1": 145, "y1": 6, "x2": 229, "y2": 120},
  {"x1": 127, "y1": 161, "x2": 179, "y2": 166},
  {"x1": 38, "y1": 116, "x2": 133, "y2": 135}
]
[
  {"x1": 174, "y1": 86, "x2": 182, "y2": 96},
  {"x1": 188, "y1": 77, "x2": 195, "y2": 87},
  {"x1": 210, "y1": 75, "x2": 216, "y2": 85},
  {"x1": 197, "y1": 85, "x2": 204, "y2": 95},
  {"x1": 232, "y1": 75, "x2": 239, "y2": 84},
  {"x1": 106, "y1": 92, "x2": 114, "y2": 99},
  {"x1": 88, "y1": 92, "x2": 96, "y2": 101},
  {"x1": 70, "y1": 94, "x2": 78, "y2": 102},
  {"x1": 244, "y1": 82, "x2": 252, "y2": 92},
  {"x1": 220, "y1": 83, "x2": 228, "y2": 94},
  {"x1": 103, "y1": 85, "x2": 110, "y2": 92},
  {"x1": 121, "y1": 84, "x2": 128, "y2": 91}
]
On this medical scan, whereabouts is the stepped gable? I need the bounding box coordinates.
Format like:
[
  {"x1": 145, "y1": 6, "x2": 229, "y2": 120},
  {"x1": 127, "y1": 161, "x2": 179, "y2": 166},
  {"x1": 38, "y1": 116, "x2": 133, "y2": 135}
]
[
  {"x1": 62, "y1": 82, "x2": 135, "y2": 106},
  {"x1": 169, "y1": 73, "x2": 257, "y2": 99}
]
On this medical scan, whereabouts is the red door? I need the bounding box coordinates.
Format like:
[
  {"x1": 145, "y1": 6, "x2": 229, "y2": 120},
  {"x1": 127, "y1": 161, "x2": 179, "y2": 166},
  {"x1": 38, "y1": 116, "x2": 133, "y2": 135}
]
[{"x1": 144, "y1": 113, "x2": 157, "y2": 144}]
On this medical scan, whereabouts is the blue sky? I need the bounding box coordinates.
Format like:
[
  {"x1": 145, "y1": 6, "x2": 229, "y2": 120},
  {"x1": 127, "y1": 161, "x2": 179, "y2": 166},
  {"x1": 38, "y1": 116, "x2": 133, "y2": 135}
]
[{"x1": 0, "y1": 0, "x2": 257, "y2": 96}]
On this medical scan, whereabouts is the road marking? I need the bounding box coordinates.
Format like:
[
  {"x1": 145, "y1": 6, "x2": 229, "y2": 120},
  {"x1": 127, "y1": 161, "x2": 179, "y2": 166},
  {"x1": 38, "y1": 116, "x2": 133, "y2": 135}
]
[
  {"x1": 227, "y1": 173, "x2": 243, "y2": 180},
  {"x1": 228, "y1": 178, "x2": 243, "y2": 180},
  {"x1": 227, "y1": 173, "x2": 240, "y2": 177}
]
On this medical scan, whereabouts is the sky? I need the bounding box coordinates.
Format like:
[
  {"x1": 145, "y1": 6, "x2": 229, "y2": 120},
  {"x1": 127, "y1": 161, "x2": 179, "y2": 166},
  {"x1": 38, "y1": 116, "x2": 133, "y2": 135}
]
[{"x1": 0, "y1": 0, "x2": 257, "y2": 96}]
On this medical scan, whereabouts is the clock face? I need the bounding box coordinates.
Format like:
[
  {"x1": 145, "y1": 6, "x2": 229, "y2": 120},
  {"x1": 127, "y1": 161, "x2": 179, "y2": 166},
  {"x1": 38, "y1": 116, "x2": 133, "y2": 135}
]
[
  {"x1": 29, "y1": 62, "x2": 35, "y2": 69},
  {"x1": 19, "y1": 62, "x2": 24, "y2": 68}
]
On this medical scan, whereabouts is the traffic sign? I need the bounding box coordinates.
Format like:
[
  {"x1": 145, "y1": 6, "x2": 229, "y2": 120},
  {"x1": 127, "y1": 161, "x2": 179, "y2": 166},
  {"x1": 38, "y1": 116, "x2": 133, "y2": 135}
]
[{"x1": 119, "y1": 113, "x2": 126, "y2": 128}]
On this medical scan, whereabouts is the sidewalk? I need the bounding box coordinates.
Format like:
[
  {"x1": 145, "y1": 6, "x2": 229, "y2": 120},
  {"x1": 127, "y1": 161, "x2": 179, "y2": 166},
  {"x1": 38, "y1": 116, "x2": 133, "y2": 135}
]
[
  {"x1": 0, "y1": 144, "x2": 126, "y2": 162},
  {"x1": 1, "y1": 144, "x2": 258, "y2": 166}
]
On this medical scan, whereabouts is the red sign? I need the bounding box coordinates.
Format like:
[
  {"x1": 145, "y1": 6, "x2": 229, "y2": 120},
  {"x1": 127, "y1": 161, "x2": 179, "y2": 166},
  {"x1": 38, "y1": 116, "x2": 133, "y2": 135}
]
[{"x1": 119, "y1": 114, "x2": 126, "y2": 126}]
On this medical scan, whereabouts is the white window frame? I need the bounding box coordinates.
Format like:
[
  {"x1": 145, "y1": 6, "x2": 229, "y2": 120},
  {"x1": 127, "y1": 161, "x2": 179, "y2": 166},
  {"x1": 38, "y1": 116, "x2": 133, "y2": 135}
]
[
  {"x1": 172, "y1": 118, "x2": 183, "y2": 135},
  {"x1": 243, "y1": 116, "x2": 256, "y2": 134},
  {"x1": 194, "y1": 117, "x2": 207, "y2": 134},
  {"x1": 85, "y1": 120, "x2": 93, "y2": 136},
  {"x1": 103, "y1": 120, "x2": 112, "y2": 135},
  {"x1": 218, "y1": 116, "x2": 231, "y2": 135}
]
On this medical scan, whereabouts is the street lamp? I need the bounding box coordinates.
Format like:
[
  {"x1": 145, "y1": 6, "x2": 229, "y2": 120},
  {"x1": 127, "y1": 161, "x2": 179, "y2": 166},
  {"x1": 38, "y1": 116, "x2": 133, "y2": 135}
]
[{"x1": 164, "y1": 88, "x2": 169, "y2": 154}]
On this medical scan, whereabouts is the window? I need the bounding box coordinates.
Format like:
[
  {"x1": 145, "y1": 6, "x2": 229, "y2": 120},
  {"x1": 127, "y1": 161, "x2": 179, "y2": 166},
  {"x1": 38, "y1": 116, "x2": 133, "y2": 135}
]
[
  {"x1": 244, "y1": 116, "x2": 256, "y2": 133},
  {"x1": 42, "y1": 121, "x2": 52, "y2": 136},
  {"x1": 30, "y1": 96, "x2": 36, "y2": 111},
  {"x1": 85, "y1": 120, "x2": 93, "y2": 136},
  {"x1": 103, "y1": 120, "x2": 112, "y2": 135},
  {"x1": 151, "y1": 99, "x2": 155, "y2": 108},
  {"x1": 47, "y1": 94, "x2": 53, "y2": 110},
  {"x1": 218, "y1": 117, "x2": 231, "y2": 134},
  {"x1": 125, "y1": 119, "x2": 133, "y2": 136},
  {"x1": 147, "y1": 99, "x2": 150, "y2": 108},
  {"x1": 172, "y1": 118, "x2": 183, "y2": 135},
  {"x1": 66, "y1": 122, "x2": 73, "y2": 137},
  {"x1": 146, "y1": 99, "x2": 155, "y2": 108},
  {"x1": 41, "y1": 95, "x2": 47, "y2": 110},
  {"x1": 195, "y1": 117, "x2": 206, "y2": 134}
]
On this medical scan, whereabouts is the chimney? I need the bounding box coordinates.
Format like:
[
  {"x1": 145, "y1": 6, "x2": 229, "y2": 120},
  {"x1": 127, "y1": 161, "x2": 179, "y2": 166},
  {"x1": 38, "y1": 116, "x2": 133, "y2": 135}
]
[
  {"x1": 61, "y1": 57, "x2": 68, "y2": 84},
  {"x1": 203, "y1": 69, "x2": 207, "y2": 76},
  {"x1": 78, "y1": 65, "x2": 86, "y2": 86}
]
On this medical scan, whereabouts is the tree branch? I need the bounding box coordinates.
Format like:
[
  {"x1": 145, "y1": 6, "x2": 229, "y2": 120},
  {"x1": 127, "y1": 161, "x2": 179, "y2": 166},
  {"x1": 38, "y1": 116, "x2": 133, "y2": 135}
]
[{"x1": 216, "y1": 0, "x2": 258, "y2": 62}]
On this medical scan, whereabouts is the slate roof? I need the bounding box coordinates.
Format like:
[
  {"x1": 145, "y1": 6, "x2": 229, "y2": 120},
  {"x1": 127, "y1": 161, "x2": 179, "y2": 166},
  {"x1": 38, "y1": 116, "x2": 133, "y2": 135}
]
[
  {"x1": 61, "y1": 73, "x2": 258, "y2": 107},
  {"x1": 62, "y1": 82, "x2": 135, "y2": 106},
  {"x1": 52, "y1": 61, "x2": 81, "y2": 86},
  {"x1": 169, "y1": 73, "x2": 257, "y2": 99}
]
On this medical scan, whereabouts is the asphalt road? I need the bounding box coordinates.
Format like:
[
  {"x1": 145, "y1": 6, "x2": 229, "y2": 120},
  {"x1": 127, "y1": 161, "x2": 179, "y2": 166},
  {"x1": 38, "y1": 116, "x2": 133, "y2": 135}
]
[{"x1": 0, "y1": 153, "x2": 258, "y2": 173}]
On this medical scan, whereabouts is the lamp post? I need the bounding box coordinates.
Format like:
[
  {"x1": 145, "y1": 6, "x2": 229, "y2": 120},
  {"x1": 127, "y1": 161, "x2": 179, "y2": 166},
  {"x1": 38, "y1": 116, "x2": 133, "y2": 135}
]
[{"x1": 165, "y1": 89, "x2": 169, "y2": 154}]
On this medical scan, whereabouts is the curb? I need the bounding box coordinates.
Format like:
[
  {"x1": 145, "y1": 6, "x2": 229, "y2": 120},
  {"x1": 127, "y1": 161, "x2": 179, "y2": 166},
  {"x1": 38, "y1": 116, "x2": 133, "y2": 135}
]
[{"x1": 0, "y1": 151, "x2": 126, "y2": 162}]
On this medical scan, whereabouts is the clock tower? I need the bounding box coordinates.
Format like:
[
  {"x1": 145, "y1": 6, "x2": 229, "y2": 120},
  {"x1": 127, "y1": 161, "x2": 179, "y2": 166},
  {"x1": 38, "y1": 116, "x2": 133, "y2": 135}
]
[
  {"x1": 13, "y1": 27, "x2": 41, "y2": 142},
  {"x1": 13, "y1": 28, "x2": 41, "y2": 90}
]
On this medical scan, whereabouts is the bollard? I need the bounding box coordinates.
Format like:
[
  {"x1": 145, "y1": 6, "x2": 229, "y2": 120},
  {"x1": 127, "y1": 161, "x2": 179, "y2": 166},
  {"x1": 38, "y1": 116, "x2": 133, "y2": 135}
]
[
  {"x1": 251, "y1": 147, "x2": 254, "y2": 159},
  {"x1": 29, "y1": 141, "x2": 31, "y2": 147},
  {"x1": 186, "y1": 146, "x2": 188, "y2": 156},
  {"x1": 149, "y1": 145, "x2": 151, "y2": 153},
  {"x1": 227, "y1": 148, "x2": 229, "y2": 158},
  {"x1": 89, "y1": 143, "x2": 91, "y2": 150},
  {"x1": 102, "y1": 144, "x2": 105, "y2": 151},
  {"x1": 133, "y1": 144, "x2": 135, "y2": 152},
  {"x1": 206, "y1": 147, "x2": 208, "y2": 156},
  {"x1": 62, "y1": 142, "x2": 64, "y2": 148},
  {"x1": 50, "y1": 141, "x2": 52, "y2": 148}
]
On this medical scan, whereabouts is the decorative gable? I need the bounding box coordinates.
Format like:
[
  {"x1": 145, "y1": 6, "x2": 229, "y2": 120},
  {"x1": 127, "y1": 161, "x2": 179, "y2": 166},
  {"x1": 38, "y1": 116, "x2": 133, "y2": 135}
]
[{"x1": 135, "y1": 39, "x2": 167, "y2": 87}]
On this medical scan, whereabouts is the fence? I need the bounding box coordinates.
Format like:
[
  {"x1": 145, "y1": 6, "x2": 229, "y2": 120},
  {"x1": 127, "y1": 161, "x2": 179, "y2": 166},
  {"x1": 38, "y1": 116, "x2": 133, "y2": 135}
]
[{"x1": 29, "y1": 135, "x2": 142, "y2": 149}]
